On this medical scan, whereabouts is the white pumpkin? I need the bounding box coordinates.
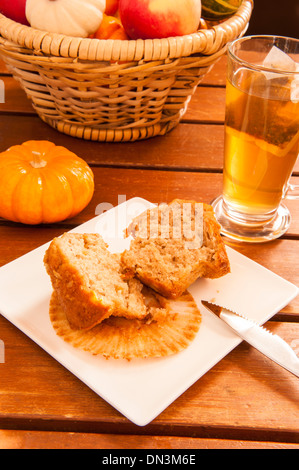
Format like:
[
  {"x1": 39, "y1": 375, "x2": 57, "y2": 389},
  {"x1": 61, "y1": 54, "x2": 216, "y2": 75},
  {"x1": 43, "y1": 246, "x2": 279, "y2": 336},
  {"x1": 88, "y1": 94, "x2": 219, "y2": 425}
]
[{"x1": 25, "y1": 0, "x2": 106, "y2": 37}]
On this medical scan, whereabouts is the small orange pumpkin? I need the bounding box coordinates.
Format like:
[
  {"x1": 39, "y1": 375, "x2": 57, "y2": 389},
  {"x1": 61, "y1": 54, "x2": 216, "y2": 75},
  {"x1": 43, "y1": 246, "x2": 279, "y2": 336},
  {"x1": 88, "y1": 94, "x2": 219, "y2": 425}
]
[
  {"x1": 105, "y1": 0, "x2": 120, "y2": 16},
  {"x1": 0, "y1": 140, "x2": 94, "y2": 225},
  {"x1": 91, "y1": 14, "x2": 129, "y2": 40}
]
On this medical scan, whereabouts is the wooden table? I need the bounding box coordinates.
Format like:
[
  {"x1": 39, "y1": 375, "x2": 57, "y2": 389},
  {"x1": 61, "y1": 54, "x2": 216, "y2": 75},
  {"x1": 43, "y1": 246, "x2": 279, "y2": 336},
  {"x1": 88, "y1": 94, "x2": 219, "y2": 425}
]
[{"x1": 0, "y1": 56, "x2": 298, "y2": 450}]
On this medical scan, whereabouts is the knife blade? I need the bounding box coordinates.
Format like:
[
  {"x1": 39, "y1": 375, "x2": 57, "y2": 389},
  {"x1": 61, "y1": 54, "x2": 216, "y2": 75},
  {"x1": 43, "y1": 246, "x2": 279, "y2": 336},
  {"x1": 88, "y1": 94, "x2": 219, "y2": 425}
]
[{"x1": 201, "y1": 301, "x2": 299, "y2": 378}]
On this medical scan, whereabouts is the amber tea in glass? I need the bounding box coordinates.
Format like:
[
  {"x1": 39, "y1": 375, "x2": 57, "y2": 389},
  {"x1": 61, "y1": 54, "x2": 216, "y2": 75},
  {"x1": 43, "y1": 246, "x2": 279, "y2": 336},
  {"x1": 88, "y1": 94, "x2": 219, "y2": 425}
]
[{"x1": 212, "y1": 36, "x2": 299, "y2": 242}]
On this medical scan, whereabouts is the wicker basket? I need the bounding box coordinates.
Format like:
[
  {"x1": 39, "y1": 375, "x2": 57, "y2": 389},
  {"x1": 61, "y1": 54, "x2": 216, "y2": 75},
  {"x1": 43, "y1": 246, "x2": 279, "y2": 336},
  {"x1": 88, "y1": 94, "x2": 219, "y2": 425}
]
[{"x1": 0, "y1": 0, "x2": 253, "y2": 142}]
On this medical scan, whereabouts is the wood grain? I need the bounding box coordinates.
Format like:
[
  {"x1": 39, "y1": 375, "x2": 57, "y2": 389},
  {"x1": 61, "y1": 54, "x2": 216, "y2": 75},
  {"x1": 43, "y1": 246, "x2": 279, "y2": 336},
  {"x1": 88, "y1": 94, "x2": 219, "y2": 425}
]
[
  {"x1": 184, "y1": 85, "x2": 225, "y2": 123},
  {"x1": 0, "y1": 52, "x2": 299, "y2": 448},
  {"x1": 0, "y1": 169, "x2": 298, "y2": 238},
  {"x1": 0, "y1": 115, "x2": 298, "y2": 175},
  {"x1": 0, "y1": 429, "x2": 298, "y2": 449},
  {"x1": 0, "y1": 315, "x2": 298, "y2": 442},
  {"x1": 70, "y1": 169, "x2": 299, "y2": 236},
  {"x1": 0, "y1": 76, "x2": 34, "y2": 115},
  {"x1": 0, "y1": 116, "x2": 298, "y2": 177},
  {"x1": 0, "y1": 115, "x2": 225, "y2": 170},
  {"x1": 200, "y1": 57, "x2": 227, "y2": 86}
]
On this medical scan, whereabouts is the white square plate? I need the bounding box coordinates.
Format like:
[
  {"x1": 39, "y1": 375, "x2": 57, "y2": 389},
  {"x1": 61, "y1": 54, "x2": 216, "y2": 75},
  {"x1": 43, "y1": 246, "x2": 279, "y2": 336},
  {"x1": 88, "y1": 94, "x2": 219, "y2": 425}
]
[{"x1": 0, "y1": 198, "x2": 298, "y2": 426}]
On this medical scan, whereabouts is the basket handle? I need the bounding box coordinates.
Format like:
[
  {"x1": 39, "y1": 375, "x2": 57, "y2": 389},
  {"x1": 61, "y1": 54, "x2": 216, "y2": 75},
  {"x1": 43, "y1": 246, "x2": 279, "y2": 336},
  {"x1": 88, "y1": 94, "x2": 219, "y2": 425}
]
[{"x1": 189, "y1": 0, "x2": 254, "y2": 56}]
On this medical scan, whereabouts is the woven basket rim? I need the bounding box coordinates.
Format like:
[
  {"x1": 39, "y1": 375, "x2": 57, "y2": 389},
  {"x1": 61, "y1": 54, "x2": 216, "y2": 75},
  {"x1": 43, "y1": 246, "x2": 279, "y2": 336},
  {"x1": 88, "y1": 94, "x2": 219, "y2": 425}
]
[{"x1": 0, "y1": 0, "x2": 253, "y2": 61}]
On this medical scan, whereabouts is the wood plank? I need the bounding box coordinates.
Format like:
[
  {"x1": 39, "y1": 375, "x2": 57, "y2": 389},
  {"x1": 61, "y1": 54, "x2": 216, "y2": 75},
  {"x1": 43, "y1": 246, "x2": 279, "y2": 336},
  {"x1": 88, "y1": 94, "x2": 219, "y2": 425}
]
[
  {"x1": 0, "y1": 170, "x2": 298, "y2": 240},
  {"x1": 0, "y1": 315, "x2": 298, "y2": 442},
  {"x1": 71, "y1": 168, "x2": 299, "y2": 238},
  {"x1": 1, "y1": 113, "x2": 299, "y2": 175},
  {"x1": 0, "y1": 115, "x2": 226, "y2": 170},
  {"x1": 200, "y1": 56, "x2": 226, "y2": 86},
  {"x1": 0, "y1": 115, "x2": 298, "y2": 174},
  {"x1": 184, "y1": 85, "x2": 225, "y2": 122},
  {"x1": 0, "y1": 75, "x2": 225, "y2": 123},
  {"x1": 0, "y1": 429, "x2": 297, "y2": 449},
  {"x1": 0, "y1": 76, "x2": 34, "y2": 114}
]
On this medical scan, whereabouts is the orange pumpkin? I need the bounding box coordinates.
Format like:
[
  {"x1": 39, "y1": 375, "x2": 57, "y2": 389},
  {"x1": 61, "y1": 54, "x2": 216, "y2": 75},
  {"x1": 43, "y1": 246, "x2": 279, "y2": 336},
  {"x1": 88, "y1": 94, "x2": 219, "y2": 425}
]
[
  {"x1": 91, "y1": 14, "x2": 129, "y2": 40},
  {"x1": 0, "y1": 140, "x2": 94, "y2": 225},
  {"x1": 105, "y1": 0, "x2": 119, "y2": 16}
]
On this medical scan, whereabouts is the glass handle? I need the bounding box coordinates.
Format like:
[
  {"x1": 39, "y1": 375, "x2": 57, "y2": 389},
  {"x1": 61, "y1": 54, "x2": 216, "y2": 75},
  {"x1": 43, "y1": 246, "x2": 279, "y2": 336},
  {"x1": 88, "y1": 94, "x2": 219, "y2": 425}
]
[{"x1": 285, "y1": 183, "x2": 299, "y2": 200}]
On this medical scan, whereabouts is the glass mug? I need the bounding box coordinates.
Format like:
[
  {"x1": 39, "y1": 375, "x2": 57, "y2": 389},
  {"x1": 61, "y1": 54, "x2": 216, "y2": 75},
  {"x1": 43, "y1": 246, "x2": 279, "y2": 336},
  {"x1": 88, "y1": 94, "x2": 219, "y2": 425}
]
[{"x1": 212, "y1": 35, "x2": 299, "y2": 242}]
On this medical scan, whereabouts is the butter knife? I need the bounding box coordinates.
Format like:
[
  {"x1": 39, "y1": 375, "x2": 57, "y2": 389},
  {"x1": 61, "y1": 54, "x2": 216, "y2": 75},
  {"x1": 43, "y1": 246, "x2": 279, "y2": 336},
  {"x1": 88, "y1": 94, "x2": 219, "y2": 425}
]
[{"x1": 201, "y1": 301, "x2": 299, "y2": 378}]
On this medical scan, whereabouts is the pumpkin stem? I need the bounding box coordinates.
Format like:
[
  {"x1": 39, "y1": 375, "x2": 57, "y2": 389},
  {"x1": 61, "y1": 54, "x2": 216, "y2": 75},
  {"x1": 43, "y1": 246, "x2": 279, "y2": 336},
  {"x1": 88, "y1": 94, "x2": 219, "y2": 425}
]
[{"x1": 30, "y1": 151, "x2": 47, "y2": 169}]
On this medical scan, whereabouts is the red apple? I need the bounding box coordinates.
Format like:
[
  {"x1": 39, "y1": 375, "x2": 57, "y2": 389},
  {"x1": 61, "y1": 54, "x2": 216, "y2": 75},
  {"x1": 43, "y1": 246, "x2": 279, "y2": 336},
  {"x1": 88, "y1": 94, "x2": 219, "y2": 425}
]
[
  {"x1": 0, "y1": 0, "x2": 29, "y2": 25},
  {"x1": 119, "y1": 0, "x2": 202, "y2": 40}
]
